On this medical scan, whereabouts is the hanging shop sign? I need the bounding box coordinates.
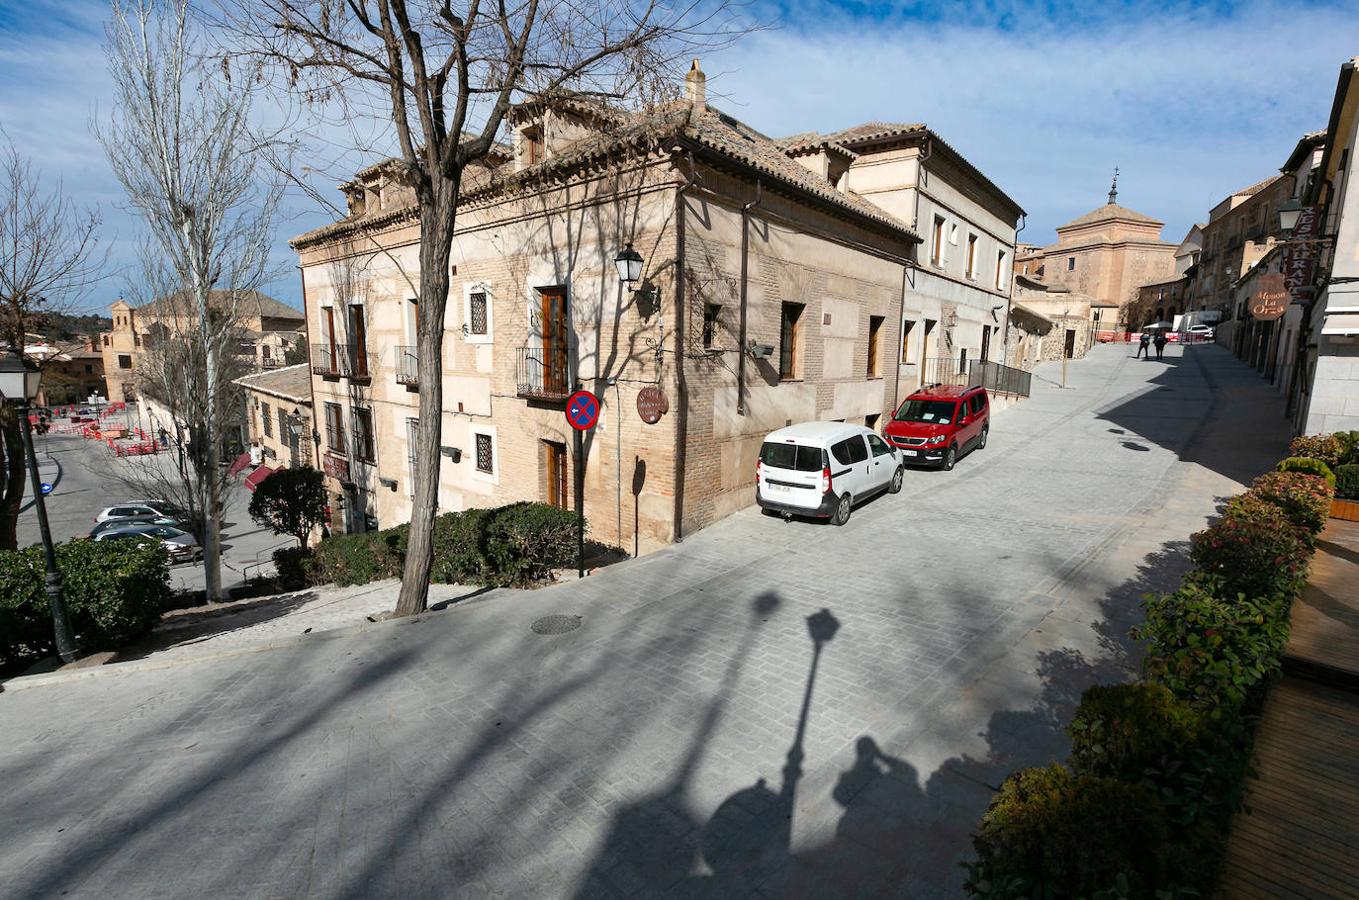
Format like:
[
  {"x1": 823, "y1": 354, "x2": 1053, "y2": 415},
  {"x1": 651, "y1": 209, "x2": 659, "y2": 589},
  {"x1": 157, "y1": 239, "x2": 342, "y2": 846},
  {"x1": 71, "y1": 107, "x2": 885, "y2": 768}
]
[{"x1": 1250, "y1": 273, "x2": 1289, "y2": 321}]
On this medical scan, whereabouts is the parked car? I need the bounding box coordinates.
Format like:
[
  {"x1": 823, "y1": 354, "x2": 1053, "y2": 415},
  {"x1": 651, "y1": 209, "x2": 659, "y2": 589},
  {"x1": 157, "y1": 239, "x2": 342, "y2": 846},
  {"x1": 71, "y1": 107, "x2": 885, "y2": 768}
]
[
  {"x1": 756, "y1": 422, "x2": 903, "y2": 526},
  {"x1": 89, "y1": 515, "x2": 185, "y2": 539},
  {"x1": 93, "y1": 523, "x2": 200, "y2": 563},
  {"x1": 1186, "y1": 324, "x2": 1215, "y2": 341},
  {"x1": 883, "y1": 384, "x2": 990, "y2": 470},
  {"x1": 94, "y1": 500, "x2": 186, "y2": 524}
]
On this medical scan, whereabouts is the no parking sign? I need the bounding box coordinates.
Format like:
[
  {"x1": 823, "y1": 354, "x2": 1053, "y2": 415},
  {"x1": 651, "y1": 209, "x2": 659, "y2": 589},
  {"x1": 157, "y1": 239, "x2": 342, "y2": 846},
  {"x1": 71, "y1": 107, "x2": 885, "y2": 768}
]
[{"x1": 566, "y1": 390, "x2": 600, "y2": 431}]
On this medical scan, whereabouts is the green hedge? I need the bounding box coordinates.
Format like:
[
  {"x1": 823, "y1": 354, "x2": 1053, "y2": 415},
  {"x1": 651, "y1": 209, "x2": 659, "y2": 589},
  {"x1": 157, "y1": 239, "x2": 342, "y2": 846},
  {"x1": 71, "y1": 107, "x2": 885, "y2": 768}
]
[
  {"x1": 299, "y1": 502, "x2": 579, "y2": 589},
  {"x1": 1336, "y1": 463, "x2": 1359, "y2": 501},
  {"x1": 1277, "y1": 455, "x2": 1335, "y2": 488},
  {"x1": 965, "y1": 443, "x2": 1330, "y2": 899},
  {"x1": 0, "y1": 539, "x2": 171, "y2": 667},
  {"x1": 1288, "y1": 433, "x2": 1343, "y2": 467}
]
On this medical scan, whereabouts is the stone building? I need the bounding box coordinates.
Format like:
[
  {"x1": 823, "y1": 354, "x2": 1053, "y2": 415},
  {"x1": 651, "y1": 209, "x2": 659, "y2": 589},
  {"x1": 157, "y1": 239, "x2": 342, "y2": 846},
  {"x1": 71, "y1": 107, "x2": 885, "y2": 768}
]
[
  {"x1": 234, "y1": 364, "x2": 314, "y2": 470},
  {"x1": 26, "y1": 335, "x2": 105, "y2": 405},
  {"x1": 1005, "y1": 276, "x2": 1110, "y2": 367},
  {"x1": 1295, "y1": 59, "x2": 1359, "y2": 435},
  {"x1": 1022, "y1": 178, "x2": 1178, "y2": 318},
  {"x1": 99, "y1": 291, "x2": 305, "y2": 402},
  {"x1": 290, "y1": 64, "x2": 1022, "y2": 551},
  {"x1": 1197, "y1": 173, "x2": 1292, "y2": 330}
]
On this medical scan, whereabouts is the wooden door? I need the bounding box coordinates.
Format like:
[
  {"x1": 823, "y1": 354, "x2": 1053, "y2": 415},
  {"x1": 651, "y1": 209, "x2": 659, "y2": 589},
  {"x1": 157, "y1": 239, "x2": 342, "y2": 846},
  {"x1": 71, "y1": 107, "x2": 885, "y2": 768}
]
[
  {"x1": 324, "y1": 307, "x2": 337, "y2": 372},
  {"x1": 980, "y1": 325, "x2": 991, "y2": 363},
  {"x1": 348, "y1": 305, "x2": 368, "y2": 377},
  {"x1": 1064, "y1": 329, "x2": 1077, "y2": 359},
  {"x1": 546, "y1": 441, "x2": 567, "y2": 509},
  {"x1": 540, "y1": 288, "x2": 569, "y2": 392}
]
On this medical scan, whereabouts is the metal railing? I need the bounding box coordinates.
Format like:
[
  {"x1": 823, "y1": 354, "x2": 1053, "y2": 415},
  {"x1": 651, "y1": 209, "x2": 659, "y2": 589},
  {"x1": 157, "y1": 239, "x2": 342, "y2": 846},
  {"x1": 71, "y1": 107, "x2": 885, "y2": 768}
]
[
  {"x1": 922, "y1": 356, "x2": 1031, "y2": 398},
  {"x1": 311, "y1": 343, "x2": 374, "y2": 379},
  {"x1": 516, "y1": 345, "x2": 572, "y2": 401},
  {"x1": 395, "y1": 346, "x2": 418, "y2": 385}
]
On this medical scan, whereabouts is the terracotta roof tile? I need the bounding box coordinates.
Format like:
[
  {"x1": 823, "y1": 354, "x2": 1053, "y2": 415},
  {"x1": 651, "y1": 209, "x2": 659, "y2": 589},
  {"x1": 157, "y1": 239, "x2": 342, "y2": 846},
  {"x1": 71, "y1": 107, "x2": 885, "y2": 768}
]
[{"x1": 1060, "y1": 203, "x2": 1164, "y2": 229}]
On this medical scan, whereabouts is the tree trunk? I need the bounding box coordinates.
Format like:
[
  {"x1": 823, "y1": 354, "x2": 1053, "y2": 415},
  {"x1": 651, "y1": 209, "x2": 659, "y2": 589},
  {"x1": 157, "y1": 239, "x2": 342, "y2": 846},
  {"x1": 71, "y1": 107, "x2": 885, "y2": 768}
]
[
  {"x1": 0, "y1": 417, "x2": 25, "y2": 550},
  {"x1": 394, "y1": 175, "x2": 459, "y2": 617}
]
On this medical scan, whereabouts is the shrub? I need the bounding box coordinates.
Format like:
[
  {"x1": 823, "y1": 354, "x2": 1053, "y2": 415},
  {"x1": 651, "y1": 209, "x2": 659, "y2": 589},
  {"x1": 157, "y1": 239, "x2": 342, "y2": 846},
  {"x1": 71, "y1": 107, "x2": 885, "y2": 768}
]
[
  {"x1": 272, "y1": 546, "x2": 312, "y2": 592},
  {"x1": 1190, "y1": 496, "x2": 1308, "y2": 600},
  {"x1": 1068, "y1": 683, "x2": 1203, "y2": 782},
  {"x1": 1334, "y1": 431, "x2": 1359, "y2": 466},
  {"x1": 430, "y1": 508, "x2": 491, "y2": 583},
  {"x1": 478, "y1": 502, "x2": 578, "y2": 586},
  {"x1": 1336, "y1": 463, "x2": 1359, "y2": 501},
  {"x1": 249, "y1": 466, "x2": 326, "y2": 546},
  {"x1": 1277, "y1": 456, "x2": 1335, "y2": 488},
  {"x1": 305, "y1": 529, "x2": 405, "y2": 587},
  {"x1": 1135, "y1": 575, "x2": 1290, "y2": 715},
  {"x1": 0, "y1": 539, "x2": 170, "y2": 666},
  {"x1": 1247, "y1": 471, "x2": 1333, "y2": 535},
  {"x1": 1288, "y1": 434, "x2": 1343, "y2": 468},
  {"x1": 966, "y1": 764, "x2": 1171, "y2": 898}
]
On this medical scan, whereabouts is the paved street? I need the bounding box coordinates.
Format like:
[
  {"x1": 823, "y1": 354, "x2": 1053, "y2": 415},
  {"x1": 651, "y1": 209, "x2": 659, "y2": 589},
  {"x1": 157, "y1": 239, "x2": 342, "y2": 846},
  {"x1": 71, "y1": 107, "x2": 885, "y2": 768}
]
[
  {"x1": 16, "y1": 423, "x2": 293, "y2": 596},
  {"x1": 0, "y1": 343, "x2": 1291, "y2": 899}
]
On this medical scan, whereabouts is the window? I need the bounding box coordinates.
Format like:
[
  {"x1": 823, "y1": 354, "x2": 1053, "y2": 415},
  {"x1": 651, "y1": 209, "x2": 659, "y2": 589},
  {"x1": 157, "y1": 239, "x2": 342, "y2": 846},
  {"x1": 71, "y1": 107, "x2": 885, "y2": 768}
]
[
  {"x1": 523, "y1": 126, "x2": 544, "y2": 165},
  {"x1": 930, "y1": 216, "x2": 945, "y2": 266},
  {"x1": 901, "y1": 320, "x2": 916, "y2": 364},
  {"x1": 1067, "y1": 257, "x2": 1076, "y2": 272},
  {"x1": 324, "y1": 403, "x2": 344, "y2": 452},
  {"x1": 262, "y1": 344, "x2": 271, "y2": 360},
  {"x1": 959, "y1": 347, "x2": 968, "y2": 374},
  {"x1": 464, "y1": 284, "x2": 493, "y2": 343},
  {"x1": 352, "y1": 407, "x2": 375, "y2": 462},
  {"x1": 867, "y1": 433, "x2": 891, "y2": 456},
  {"x1": 134, "y1": 333, "x2": 141, "y2": 347},
  {"x1": 980, "y1": 325, "x2": 991, "y2": 363},
  {"x1": 348, "y1": 305, "x2": 368, "y2": 377},
  {"x1": 779, "y1": 302, "x2": 803, "y2": 379},
  {"x1": 475, "y1": 433, "x2": 494, "y2": 474},
  {"x1": 867, "y1": 315, "x2": 884, "y2": 377},
  {"x1": 761, "y1": 441, "x2": 825, "y2": 471},
  {"x1": 103, "y1": 335, "x2": 110, "y2": 346},
  {"x1": 969, "y1": 393, "x2": 986, "y2": 416},
  {"x1": 262, "y1": 402, "x2": 273, "y2": 438},
  {"x1": 406, "y1": 418, "x2": 419, "y2": 497},
  {"x1": 1022, "y1": 263, "x2": 1029, "y2": 276},
  {"x1": 966, "y1": 234, "x2": 978, "y2": 279},
  {"x1": 278, "y1": 407, "x2": 289, "y2": 441},
  {"x1": 702, "y1": 304, "x2": 721, "y2": 349},
  {"x1": 118, "y1": 354, "x2": 132, "y2": 369},
  {"x1": 995, "y1": 250, "x2": 1007, "y2": 290},
  {"x1": 468, "y1": 290, "x2": 488, "y2": 335}
]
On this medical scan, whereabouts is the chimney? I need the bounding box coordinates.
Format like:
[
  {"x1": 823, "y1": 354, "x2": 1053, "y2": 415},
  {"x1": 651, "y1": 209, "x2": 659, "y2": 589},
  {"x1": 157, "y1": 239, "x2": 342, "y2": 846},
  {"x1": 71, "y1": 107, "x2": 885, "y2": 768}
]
[{"x1": 685, "y1": 59, "x2": 706, "y2": 108}]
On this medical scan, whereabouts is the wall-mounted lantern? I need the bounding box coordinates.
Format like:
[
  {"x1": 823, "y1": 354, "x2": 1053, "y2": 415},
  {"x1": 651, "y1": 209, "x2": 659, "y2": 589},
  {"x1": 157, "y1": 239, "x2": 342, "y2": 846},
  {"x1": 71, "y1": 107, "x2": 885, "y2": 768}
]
[{"x1": 615, "y1": 243, "x2": 644, "y2": 289}]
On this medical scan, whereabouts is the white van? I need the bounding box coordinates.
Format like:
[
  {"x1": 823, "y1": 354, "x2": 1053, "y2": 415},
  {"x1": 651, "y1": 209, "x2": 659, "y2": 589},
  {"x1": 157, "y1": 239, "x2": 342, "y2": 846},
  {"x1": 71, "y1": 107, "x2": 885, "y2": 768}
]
[{"x1": 755, "y1": 422, "x2": 903, "y2": 525}]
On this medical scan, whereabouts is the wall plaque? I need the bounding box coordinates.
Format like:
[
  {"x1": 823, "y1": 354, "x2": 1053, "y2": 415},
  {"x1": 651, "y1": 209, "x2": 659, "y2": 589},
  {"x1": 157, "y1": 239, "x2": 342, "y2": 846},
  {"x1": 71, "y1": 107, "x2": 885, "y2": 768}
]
[{"x1": 636, "y1": 386, "x2": 669, "y2": 424}]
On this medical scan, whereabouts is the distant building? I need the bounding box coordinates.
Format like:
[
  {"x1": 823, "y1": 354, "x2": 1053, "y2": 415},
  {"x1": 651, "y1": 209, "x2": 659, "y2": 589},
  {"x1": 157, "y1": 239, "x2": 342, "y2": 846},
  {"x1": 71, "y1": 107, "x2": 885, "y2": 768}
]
[
  {"x1": 26, "y1": 335, "x2": 106, "y2": 405},
  {"x1": 99, "y1": 291, "x2": 305, "y2": 402},
  {"x1": 1006, "y1": 275, "x2": 1113, "y2": 368},
  {"x1": 1197, "y1": 172, "x2": 1293, "y2": 332},
  {"x1": 234, "y1": 364, "x2": 314, "y2": 470},
  {"x1": 1021, "y1": 176, "x2": 1178, "y2": 322}
]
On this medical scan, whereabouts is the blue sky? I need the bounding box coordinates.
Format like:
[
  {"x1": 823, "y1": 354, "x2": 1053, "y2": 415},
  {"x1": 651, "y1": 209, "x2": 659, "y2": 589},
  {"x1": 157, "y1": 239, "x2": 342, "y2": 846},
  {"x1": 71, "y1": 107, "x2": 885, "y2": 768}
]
[{"x1": 0, "y1": 0, "x2": 1354, "y2": 313}]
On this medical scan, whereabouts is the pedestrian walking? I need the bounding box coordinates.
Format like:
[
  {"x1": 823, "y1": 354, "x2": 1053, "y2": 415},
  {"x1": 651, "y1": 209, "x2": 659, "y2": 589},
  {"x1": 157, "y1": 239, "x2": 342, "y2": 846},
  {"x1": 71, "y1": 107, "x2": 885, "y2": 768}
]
[
  {"x1": 1154, "y1": 332, "x2": 1168, "y2": 360},
  {"x1": 1135, "y1": 331, "x2": 1151, "y2": 359}
]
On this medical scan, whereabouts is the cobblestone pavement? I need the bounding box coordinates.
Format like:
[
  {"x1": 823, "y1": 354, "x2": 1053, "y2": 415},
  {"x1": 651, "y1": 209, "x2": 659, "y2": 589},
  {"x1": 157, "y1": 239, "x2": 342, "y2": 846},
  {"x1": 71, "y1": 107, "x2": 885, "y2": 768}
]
[{"x1": 0, "y1": 344, "x2": 1292, "y2": 899}]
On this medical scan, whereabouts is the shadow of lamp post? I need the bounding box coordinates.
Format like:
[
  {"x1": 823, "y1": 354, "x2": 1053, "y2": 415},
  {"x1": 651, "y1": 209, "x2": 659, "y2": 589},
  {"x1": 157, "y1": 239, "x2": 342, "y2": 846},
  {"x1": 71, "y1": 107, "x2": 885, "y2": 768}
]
[
  {"x1": 782, "y1": 608, "x2": 841, "y2": 801},
  {"x1": 0, "y1": 347, "x2": 77, "y2": 662}
]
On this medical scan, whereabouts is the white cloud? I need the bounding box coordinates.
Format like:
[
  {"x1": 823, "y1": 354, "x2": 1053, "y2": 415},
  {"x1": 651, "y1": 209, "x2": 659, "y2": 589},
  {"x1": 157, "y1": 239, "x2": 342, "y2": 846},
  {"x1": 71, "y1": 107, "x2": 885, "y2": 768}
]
[{"x1": 702, "y1": 2, "x2": 1355, "y2": 244}]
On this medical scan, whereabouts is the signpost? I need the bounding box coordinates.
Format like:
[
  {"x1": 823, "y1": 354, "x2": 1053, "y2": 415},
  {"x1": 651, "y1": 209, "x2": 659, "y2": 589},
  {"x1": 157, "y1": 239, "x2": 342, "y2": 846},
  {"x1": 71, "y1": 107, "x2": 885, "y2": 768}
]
[
  {"x1": 1250, "y1": 273, "x2": 1289, "y2": 322},
  {"x1": 565, "y1": 389, "x2": 599, "y2": 578},
  {"x1": 1284, "y1": 205, "x2": 1322, "y2": 301}
]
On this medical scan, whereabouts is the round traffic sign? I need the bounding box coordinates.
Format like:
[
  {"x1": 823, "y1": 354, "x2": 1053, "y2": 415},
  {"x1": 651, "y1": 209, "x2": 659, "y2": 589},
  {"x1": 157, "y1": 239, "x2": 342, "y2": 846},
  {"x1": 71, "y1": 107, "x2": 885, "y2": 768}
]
[
  {"x1": 566, "y1": 390, "x2": 600, "y2": 431},
  {"x1": 40, "y1": 482, "x2": 53, "y2": 495}
]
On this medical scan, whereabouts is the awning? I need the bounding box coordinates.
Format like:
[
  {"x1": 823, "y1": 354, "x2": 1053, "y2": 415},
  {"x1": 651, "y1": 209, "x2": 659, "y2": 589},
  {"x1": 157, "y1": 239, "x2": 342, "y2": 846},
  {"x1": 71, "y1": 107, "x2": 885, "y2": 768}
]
[
  {"x1": 1010, "y1": 302, "x2": 1055, "y2": 330},
  {"x1": 243, "y1": 465, "x2": 276, "y2": 492},
  {"x1": 1322, "y1": 311, "x2": 1359, "y2": 336},
  {"x1": 227, "y1": 452, "x2": 253, "y2": 477}
]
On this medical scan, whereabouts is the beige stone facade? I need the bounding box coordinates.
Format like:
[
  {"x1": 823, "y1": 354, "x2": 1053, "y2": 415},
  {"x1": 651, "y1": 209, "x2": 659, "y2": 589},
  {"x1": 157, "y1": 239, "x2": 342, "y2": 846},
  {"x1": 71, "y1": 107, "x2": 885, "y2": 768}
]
[
  {"x1": 290, "y1": 73, "x2": 1023, "y2": 553},
  {"x1": 1023, "y1": 188, "x2": 1177, "y2": 320},
  {"x1": 99, "y1": 291, "x2": 305, "y2": 402},
  {"x1": 1197, "y1": 173, "x2": 1292, "y2": 318}
]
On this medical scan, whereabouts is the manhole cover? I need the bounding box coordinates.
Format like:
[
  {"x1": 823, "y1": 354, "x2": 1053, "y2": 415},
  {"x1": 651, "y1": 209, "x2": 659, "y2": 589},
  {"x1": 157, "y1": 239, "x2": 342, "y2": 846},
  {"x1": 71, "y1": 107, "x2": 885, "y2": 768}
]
[{"x1": 531, "y1": 614, "x2": 582, "y2": 635}]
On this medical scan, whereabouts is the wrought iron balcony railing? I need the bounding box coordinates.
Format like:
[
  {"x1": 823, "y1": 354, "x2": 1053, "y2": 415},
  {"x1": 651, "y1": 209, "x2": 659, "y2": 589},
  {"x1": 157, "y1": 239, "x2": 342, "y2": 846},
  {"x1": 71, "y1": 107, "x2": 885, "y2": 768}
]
[
  {"x1": 515, "y1": 345, "x2": 572, "y2": 401},
  {"x1": 311, "y1": 343, "x2": 375, "y2": 380},
  {"x1": 395, "y1": 346, "x2": 418, "y2": 386}
]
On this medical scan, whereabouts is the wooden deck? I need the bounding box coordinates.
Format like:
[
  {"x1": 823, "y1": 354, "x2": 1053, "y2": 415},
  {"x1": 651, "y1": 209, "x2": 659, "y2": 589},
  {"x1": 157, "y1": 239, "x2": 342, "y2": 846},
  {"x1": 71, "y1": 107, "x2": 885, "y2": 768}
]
[{"x1": 1217, "y1": 519, "x2": 1359, "y2": 899}]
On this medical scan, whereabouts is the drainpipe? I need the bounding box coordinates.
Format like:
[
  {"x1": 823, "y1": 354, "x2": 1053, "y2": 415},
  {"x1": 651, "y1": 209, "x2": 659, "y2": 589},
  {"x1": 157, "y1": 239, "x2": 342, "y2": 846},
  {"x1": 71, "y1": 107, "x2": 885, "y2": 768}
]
[
  {"x1": 673, "y1": 152, "x2": 701, "y2": 543},
  {"x1": 737, "y1": 180, "x2": 763, "y2": 416}
]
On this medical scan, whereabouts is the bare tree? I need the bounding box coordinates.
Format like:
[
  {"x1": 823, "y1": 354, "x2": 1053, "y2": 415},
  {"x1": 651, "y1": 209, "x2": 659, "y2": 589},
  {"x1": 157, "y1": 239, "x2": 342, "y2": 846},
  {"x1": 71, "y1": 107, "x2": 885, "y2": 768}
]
[
  {"x1": 230, "y1": 0, "x2": 747, "y2": 616},
  {"x1": 100, "y1": 0, "x2": 281, "y2": 601},
  {"x1": 0, "y1": 138, "x2": 102, "y2": 549}
]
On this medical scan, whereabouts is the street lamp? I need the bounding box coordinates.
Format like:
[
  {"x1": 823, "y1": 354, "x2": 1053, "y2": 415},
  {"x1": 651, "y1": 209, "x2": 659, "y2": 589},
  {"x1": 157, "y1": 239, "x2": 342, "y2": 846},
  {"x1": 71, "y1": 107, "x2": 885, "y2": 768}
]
[
  {"x1": 0, "y1": 348, "x2": 77, "y2": 663},
  {"x1": 614, "y1": 242, "x2": 644, "y2": 289},
  {"x1": 1278, "y1": 197, "x2": 1303, "y2": 233}
]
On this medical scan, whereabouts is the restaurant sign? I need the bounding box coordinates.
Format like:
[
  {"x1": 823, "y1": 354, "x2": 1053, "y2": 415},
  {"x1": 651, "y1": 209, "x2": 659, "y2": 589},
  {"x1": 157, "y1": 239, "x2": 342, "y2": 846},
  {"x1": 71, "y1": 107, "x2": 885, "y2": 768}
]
[
  {"x1": 1250, "y1": 273, "x2": 1289, "y2": 321},
  {"x1": 323, "y1": 452, "x2": 350, "y2": 483},
  {"x1": 1283, "y1": 204, "x2": 1322, "y2": 301}
]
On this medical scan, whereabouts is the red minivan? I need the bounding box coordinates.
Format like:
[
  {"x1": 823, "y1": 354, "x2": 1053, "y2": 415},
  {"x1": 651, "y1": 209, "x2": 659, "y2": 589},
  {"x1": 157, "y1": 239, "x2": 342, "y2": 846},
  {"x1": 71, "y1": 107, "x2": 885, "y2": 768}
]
[{"x1": 883, "y1": 384, "x2": 989, "y2": 470}]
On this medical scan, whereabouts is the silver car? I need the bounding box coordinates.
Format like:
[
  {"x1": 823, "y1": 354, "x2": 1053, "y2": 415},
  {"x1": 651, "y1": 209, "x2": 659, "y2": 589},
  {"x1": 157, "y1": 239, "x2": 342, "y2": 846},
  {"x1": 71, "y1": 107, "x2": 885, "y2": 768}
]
[{"x1": 94, "y1": 523, "x2": 201, "y2": 564}]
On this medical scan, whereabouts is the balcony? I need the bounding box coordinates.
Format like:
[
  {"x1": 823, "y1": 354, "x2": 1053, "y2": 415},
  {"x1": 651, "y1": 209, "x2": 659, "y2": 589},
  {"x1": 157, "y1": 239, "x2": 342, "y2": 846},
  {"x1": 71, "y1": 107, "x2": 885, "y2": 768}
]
[
  {"x1": 395, "y1": 346, "x2": 418, "y2": 386},
  {"x1": 516, "y1": 345, "x2": 572, "y2": 402},
  {"x1": 311, "y1": 343, "x2": 375, "y2": 380}
]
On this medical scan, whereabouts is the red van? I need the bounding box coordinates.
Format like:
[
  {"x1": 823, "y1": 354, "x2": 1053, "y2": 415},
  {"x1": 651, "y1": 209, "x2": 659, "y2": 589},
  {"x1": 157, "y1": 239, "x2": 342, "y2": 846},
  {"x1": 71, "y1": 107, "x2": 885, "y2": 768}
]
[{"x1": 883, "y1": 384, "x2": 990, "y2": 470}]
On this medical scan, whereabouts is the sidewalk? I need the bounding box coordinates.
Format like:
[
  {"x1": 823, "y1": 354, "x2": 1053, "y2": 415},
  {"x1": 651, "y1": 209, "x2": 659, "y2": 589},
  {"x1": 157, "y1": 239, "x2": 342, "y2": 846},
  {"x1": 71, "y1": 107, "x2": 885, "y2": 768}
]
[{"x1": 1218, "y1": 518, "x2": 1359, "y2": 898}]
